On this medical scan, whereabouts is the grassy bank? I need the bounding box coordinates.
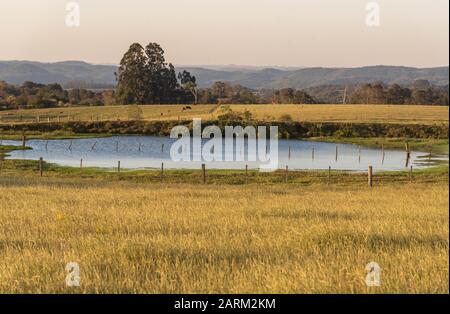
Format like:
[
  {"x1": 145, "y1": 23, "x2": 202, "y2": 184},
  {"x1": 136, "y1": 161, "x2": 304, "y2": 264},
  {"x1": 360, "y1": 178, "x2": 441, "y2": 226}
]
[
  {"x1": 1, "y1": 120, "x2": 448, "y2": 141},
  {"x1": 0, "y1": 144, "x2": 448, "y2": 186}
]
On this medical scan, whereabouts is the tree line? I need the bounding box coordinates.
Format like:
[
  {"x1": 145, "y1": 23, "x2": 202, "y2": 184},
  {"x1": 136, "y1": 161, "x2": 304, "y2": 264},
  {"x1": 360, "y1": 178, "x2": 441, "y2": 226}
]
[
  {"x1": 348, "y1": 81, "x2": 448, "y2": 105},
  {"x1": 0, "y1": 81, "x2": 114, "y2": 110},
  {"x1": 1, "y1": 79, "x2": 448, "y2": 110}
]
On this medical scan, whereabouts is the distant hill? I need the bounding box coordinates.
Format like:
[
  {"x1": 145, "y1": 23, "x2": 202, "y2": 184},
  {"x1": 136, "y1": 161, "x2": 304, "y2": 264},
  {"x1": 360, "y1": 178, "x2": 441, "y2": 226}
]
[
  {"x1": 0, "y1": 61, "x2": 448, "y2": 89},
  {"x1": 0, "y1": 61, "x2": 117, "y2": 87},
  {"x1": 181, "y1": 65, "x2": 449, "y2": 89}
]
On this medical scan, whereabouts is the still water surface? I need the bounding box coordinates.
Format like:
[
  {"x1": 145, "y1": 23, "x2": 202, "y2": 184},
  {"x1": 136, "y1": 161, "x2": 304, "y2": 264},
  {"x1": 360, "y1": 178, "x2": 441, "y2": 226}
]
[{"x1": 3, "y1": 136, "x2": 445, "y2": 172}]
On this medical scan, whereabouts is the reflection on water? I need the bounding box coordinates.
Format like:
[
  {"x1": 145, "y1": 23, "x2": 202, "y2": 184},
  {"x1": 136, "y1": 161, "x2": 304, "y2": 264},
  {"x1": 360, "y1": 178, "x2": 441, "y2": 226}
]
[{"x1": 3, "y1": 136, "x2": 447, "y2": 172}]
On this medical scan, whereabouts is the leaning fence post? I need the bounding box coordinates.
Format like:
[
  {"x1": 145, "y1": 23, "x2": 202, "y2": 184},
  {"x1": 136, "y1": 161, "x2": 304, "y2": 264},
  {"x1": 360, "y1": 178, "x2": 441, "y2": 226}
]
[
  {"x1": 368, "y1": 166, "x2": 373, "y2": 188},
  {"x1": 202, "y1": 163, "x2": 206, "y2": 184},
  {"x1": 405, "y1": 142, "x2": 411, "y2": 167},
  {"x1": 39, "y1": 157, "x2": 43, "y2": 177}
]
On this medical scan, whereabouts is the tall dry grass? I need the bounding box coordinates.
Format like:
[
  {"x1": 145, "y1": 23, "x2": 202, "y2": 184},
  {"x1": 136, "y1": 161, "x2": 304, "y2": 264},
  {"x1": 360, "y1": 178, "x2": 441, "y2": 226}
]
[
  {"x1": 229, "y1": 104, "x2": 449, "y2": 124},
  {"x1": 0, "y1": 178, "x2": 448, "y2": 293}
]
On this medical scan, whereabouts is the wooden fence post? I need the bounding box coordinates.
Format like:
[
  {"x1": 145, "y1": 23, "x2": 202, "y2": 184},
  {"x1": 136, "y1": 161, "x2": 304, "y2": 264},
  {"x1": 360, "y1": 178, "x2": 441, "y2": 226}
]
[
  {"x1": 312, "y1": 147, "x2": 315, "y2": 161},
  {"x1": 22, "y1": 134, "x2": 26, "y2": 148},
  {"x1": 245, "y1": 164, "x2": 248, "y2": 184},
  {"x1": 405, "y1": 142, "x2": 411, "y2": 167},
  {"x1": 285, "y1": 165, "x2": 289, "y2": 183},
  {"x1": 288, "y1": 146, "x2": 291, "y2": 160},
  {"x1": 368, "y1": 166, "x2": 373, "y2": 188},
  {"x1": 328, "y1": 166, "x2": 331, "y2": 183},
  {"x1": 39, "y1": 157, "x2": 43, "y2": 177},
  {"x1": 118, "y1": 161, "x2": 121, "y2": 173},
  {"x1": 160, "y1": 162, "x2": 164, "y2": 182},
  {"x1": 409, "y1": 165, "x2": 413, "y2": 182},
  {"x1": 358, "y1": 146, "x2": 361, "y2": 164},
  {"x1": 335, "y1": 145, "x2": 338, "y2": 162},
  {"x1": 202, "y1": 163, "x2": 206, "y2": 184},
  {"x1": 381, "y1": 144, "x2": 385, "y2": 164}
]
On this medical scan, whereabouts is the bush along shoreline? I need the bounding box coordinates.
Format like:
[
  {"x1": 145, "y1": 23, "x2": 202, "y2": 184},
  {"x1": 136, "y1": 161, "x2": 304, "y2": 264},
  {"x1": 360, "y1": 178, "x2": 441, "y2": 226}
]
[{"x1": 0, "y1": 120, "x2": 448, "y2": 140}]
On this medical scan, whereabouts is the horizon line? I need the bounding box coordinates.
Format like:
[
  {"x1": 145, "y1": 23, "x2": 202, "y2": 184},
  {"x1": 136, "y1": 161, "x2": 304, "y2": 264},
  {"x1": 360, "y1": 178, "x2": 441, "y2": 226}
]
[{"x1": 0, "y1": 59, "x2": 449, "y2": 70}]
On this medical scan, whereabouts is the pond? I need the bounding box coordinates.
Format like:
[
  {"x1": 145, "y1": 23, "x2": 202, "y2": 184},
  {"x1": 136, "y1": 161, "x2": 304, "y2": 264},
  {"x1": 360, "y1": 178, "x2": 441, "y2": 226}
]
[{"x1": 2, "y1": 136, "x2": 446, "y2": 172}]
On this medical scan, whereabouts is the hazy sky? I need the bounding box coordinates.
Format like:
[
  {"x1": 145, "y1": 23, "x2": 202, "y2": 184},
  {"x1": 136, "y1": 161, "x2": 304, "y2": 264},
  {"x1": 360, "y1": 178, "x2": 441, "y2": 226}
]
[{"x1": 0, "y1": 0, "x2": 448, "y2": 67}]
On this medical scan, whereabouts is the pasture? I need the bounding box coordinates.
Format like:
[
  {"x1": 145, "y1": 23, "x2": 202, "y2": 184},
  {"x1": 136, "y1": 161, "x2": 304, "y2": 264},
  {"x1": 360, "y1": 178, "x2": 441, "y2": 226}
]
[
  {"x1": 0, "y1": 175, "x2": 447, "y2": 293},
  {"x1": 228, "y1": 104, "x2": 449, "y2": 125},
  {"x1": 0, "y1": 104, "x2": 448, "y2": 125}
]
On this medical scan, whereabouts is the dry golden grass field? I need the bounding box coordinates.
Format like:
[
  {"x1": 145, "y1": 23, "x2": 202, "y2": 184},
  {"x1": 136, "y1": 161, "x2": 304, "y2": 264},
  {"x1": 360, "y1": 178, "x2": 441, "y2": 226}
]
[
  {"x1": 0, "y1": 176, "x2": 448, "y2": 293},
  {"x1": 229, "y1": 104, "x2": 449, "y2": 125},
  {"x1": 0, "y1": 104, "x2": 448, "y2": 125}
]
